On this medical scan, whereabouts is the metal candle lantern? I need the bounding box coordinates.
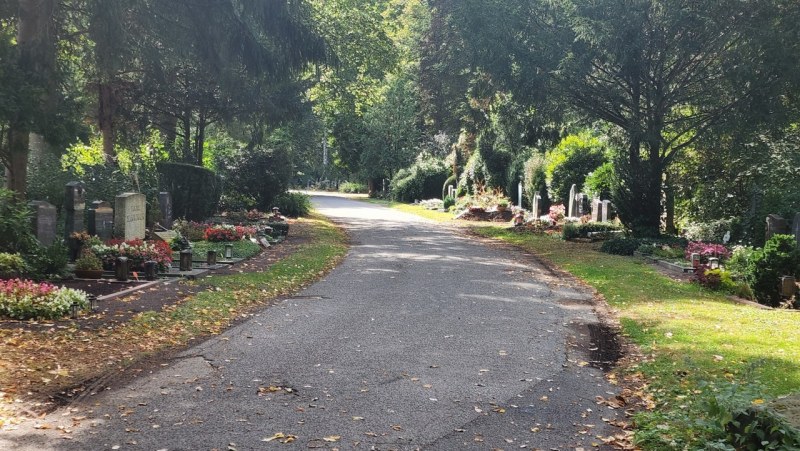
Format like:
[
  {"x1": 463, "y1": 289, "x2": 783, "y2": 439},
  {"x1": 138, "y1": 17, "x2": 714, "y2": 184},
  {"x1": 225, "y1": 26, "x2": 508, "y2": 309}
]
[
  {"x1": 115, "y1": 256, "x2": 129, "y2": 281},
  {"x1": 70, "y1": 301, "x2": 80, "y2": 319},
  {"x1": 207, "y1": 250, "x2": 217, "y2": 266},
  {"x1": 179, "y1": 250, "x2": 192, "y2": 271},
  {"x1": 144, "y1": 260, "x2": 157, "y2": 280},
  {"x1": 708, "y1": 257, "x2": 720, "y2": 270},
  {"x1": 224, "y1": 244, "x2": 233, "y2": 259},
  {"x1": 690, "y1": 253, "x2": 700, "y2": 268},
  {"x1": 88, "y1": 294, "x2": 98, "y2": 312}
]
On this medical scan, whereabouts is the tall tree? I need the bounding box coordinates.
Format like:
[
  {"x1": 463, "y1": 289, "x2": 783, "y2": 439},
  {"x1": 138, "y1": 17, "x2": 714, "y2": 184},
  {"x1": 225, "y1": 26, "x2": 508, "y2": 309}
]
[{"x1": 443, "y1": 0, "x2": 800, "y2": 236}]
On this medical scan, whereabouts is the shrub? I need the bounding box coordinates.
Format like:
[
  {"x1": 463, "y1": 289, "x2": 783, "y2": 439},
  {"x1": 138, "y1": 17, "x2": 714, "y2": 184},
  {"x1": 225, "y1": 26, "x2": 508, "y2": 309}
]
[
  {"x1": 562, "y1": 223, "x2": 580, "y2": 240},
  {"x1": 339, "y1": 182, "x2": 368, "y2": 194},
  {"x1": 747, "y1": 234, "x2": 800, "y2": 307},
  {"x1": 173, "y1": 219, "x2": 210, "y2": 241},
  {"x1": 523, "y1": 154, "x2": 551, "y2": 214},
  {"x1": 157, "y1": 162, "x2": 222, "y2": 221},
  {"x1": 0, "y1": 253, "x2": 27, "y2": 278},
  {"x1": 0, "y1": 188, "x2": 37, "y2": 254},
  {"x1": 24, "y1": 242, "x2": 69, "y2": 280},
  {"x1": 273, "y1": 192, "x2": 311, "y2": 217},
  {"x1": 0, "y1": 279, "x2": 89, "y2": 320},
  {"x1": 392, "y1": 156, "x2": 449, "y2": 202},
  {"x1": 684, "y1": 242, "x2": 732, "y2": 263},
  {"x1": 600, "y1": 237, "x2": 642, "y2": 256},
  {"x1": 726, "y1": 245, "x2": 756, "y2": 280},
  {"x1": 204, "y1": 225, "x2": 257, "y2": 242},
  {"x1": 683, "y1": 217, "x2": 742, "y2": 244},
  {"x1": 443, "y1": 195, "x2": 455, "y2": 210},
  {"x1": 548, "y1": 204, "x2": 565, "y2": 222},
  {"x1": 546, "y1": 132, "x2": 607, "y2": 205},
  {"x1": 93, "y1": 239, "x2": 173, "y2": 272},
  {"x1": 74, "y1": 248, "x2": 102, "y2": 271}
]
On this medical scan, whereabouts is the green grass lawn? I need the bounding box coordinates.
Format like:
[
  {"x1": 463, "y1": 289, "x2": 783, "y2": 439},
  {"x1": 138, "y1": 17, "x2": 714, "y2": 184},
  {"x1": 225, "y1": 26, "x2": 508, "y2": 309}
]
[
  {"x1": 362, "y1": 198, "x2": 461, "y2": 223},
  {"x1": 473, "y1": 227, "x2": 800, "y2": 448}
]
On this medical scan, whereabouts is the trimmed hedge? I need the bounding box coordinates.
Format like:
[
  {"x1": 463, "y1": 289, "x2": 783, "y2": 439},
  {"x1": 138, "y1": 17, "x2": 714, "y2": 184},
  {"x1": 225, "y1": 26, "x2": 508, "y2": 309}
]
[
  {"x1": 157, "y1": 162, "x2": 222, "y2": 221},
  {"x1": 391, "y1": 157, "x2": 449, "y2": 203}
]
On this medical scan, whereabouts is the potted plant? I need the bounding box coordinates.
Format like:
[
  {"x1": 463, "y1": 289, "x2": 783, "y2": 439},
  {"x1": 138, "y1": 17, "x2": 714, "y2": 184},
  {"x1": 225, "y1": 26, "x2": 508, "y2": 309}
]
[
  {"x1": 74, "y1": 248, "x2": 104, "y2": 279},
  {"x1": 496, "y1": 200, "x2": 509, "y2": 212}
]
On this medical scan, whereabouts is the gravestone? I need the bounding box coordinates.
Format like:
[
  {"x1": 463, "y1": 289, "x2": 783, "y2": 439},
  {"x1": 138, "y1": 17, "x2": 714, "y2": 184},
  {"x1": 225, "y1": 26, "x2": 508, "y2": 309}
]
[
  {"x1": 591, "y1": 198, "x2": 602, "y2": 222},
  {"x1": 793, "y1": 213, "x2": 800, "y2": 248},
  {"x1": 64, "y1": 182, "x2": 86, "y2": 239},
  {"x1": 532, "y1": 193, "x2": 542, "y2": 218},
  {"x1": 158, "y1": 192, "x2": 173, "y2": 229},
  {"x1": 601, "y1": 200, "x2": 611, "y2": 222},
  {"x1": 577, "y1": 194, "x2": 589, "y2": 216},
  {"x1": 29, "y1": 201, "x2": 57, "y2": 246},
  {"x1": 88, "y1": 201, "x2": 114, "y2": 240},
  {"x1": 567, "y1": 184, "x2": 578, "y2": 217},
  {"x1": 765, "y1": 214, "x2": 789, "y2": 242},
  {"x1": 114, "y1": 193, "x2": 146, "y2": 240}
]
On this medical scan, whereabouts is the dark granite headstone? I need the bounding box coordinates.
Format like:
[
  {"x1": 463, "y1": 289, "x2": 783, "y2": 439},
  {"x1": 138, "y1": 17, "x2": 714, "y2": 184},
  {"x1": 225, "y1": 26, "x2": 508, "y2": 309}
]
[
  {"x1": 158, "y1": 192, "x2": 173, "y2": 229},
  {"x1": 88, "y1": 201, "x2": 114, "y2": 240},
  {"x1": 765, "y1": 214, "x2": 790, "y2": 242},
  {"x1": 64, "y1": 182, "x2": 86, "y2": 239},
  {"x1": 29, "y1": 201, "x2": 57, "y2": 246}
]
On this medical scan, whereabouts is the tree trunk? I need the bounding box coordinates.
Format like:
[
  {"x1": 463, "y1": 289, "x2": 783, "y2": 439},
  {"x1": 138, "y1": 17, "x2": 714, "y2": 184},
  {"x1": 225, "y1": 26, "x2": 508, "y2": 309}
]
[
  {"x1": 98, "y1": 82, "x2": 116, "y2": 160},
  {"x1": 664, "y1": 171, "x2": 676, "y2": 235},
  {"x1": 4, "y1": 129, "x2": 29, "y2": 197},
  {"x1": 181, "y1": 111, "x2": 192, "y2": 163},
  {"x1": 4, "y1": 0, "x2": 57, "y2": 197},
  {"x1": 160, "y1": 114, "x2": 178, "y2": 159},
  {"x1": 195, "y1": 111, "x2": 206, "y2": 166}
]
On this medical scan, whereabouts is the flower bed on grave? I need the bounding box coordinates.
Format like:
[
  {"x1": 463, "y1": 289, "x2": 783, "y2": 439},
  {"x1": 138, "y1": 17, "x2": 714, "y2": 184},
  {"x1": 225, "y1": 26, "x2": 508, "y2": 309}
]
[
  {"x1": 91, "y1": 239, "x2": 173, "y2": 272},
  {"x1": 0, "y1": 278, "x2": 89, "y2": 320},
  {"x1": 204, "y1": 224, "x2": 257, "y2": 242}
]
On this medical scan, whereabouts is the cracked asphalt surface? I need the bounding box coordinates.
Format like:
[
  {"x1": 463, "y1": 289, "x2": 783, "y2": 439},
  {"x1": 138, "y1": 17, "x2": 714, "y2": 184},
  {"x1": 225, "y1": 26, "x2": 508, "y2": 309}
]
[{"x1": 2, "y1": 194, "x2": 621, "y2": 450}]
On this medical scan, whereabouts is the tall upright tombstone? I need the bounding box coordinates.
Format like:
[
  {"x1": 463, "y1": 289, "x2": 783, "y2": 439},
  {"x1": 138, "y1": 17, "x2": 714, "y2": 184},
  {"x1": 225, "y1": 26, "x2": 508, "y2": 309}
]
[
  {"x1": 29, "y1": 201, "x2": 57, "y2": 246},
  {"x1": 114, "y1": 193, "x2": 147, "y2": 240},
  {"x1": 158, "y1": 192, "x2": 173, "y2": 229},
  {"x1": 568, "y1": 184, "x2": 578, "y2": 217},
  {"x1": 793, "y1": 213, "x2": 800, "y2": 249},
  {"x1": 601, "y1": 200, "x2": 611, "y2": 222},
  {"x1": 577, "y1": 193, "x2": 589, "y2": 216},
  {"x1": 64, "y1": 182, "x2": 86, "y2": 239},
  {"x1": 88, "y1": 201, "x2": 114, "y2": 240},
  {"x1": 532, "y1": 193, "x2": 542, "y2": 218},
  {"x1": 591, "y1": 198, "x2": 602, "y2": 222},
  {"x1": 765, "y1": 214, "x2": 789, "y2": 242}
]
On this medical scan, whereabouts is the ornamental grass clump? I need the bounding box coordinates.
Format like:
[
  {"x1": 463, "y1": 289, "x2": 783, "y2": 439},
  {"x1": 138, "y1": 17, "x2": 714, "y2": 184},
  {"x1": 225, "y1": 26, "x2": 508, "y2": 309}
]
[{"x1": 0, "y1": 279, "x2": 89, "y2": 320}]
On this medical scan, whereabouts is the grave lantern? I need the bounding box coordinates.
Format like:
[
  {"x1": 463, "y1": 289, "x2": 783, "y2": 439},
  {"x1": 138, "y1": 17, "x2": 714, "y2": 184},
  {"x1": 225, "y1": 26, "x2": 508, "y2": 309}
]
[
  {"x1": 224, "y1": 244, "x2": 234, "y2": 259},
  {"x1": 708, "y1": 257, "x2": 720, "y2": 270},
  {"x1": 207, "y1": 250, "x2": 217, "y2": 266},
  {"x1": 115, "y1": 256, "x2": 129, "y2": 281},
  {"x1": 179, "y1": 250, "x2": 192, "y2": 271},
  {"x1": 88, "y1": 294, "x2": 98, "y2": 312},
  {"x1": 144, "y1": 260, "x2": 157, "y2": 280},
  {"x1": 690, "y1": 253, "x2": 701, "y2": 268},
  {"x1": 70, "y1": 301, "x2": 80, "y2": 319}
]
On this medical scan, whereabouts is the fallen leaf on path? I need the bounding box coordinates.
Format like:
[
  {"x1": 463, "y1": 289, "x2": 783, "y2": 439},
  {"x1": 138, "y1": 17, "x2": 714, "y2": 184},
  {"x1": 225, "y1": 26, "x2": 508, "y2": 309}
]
[{"x1": 323, "y1": 435, "x2": 340, "y2": 442}]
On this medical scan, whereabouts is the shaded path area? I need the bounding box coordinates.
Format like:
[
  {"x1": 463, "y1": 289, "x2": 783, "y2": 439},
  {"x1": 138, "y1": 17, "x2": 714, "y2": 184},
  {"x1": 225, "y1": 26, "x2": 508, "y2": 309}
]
[{"x1": 2, "y1": 194, "x2": 621, "y2": 450}]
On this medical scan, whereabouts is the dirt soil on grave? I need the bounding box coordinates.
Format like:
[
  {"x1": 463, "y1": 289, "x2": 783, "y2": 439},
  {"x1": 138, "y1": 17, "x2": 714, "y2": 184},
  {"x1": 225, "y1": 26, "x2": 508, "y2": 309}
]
[
  {"x1": 456, "y1": 208, "x2": 513, "y2": 222},
  {"x1": 0, "y1": 219, "x2": 318, "y2": 423}
]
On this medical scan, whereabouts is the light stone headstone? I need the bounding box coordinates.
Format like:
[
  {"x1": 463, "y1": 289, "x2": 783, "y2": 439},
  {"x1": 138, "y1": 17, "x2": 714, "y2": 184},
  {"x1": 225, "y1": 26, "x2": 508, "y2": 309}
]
[
  {"x1": 532, "y1": 193, "x2": 542, "y2": 218},
  {"x1": 591, "y1": 198, "x2": 602, "y2": 222},
  {"x1": 64, "y1": 182, "x2": 86, "y2": 239},
  {"x1": 518, "y1": 182, "x2": 523, "y2": 209},
  {"x1": 158, "y1": 192, "x2": 173, "y2": 229},
  {"x1": 29, "y1": 201, "x2": 57, "y2": 246},
  {"x1": 793, "y1": 213, "x2": 800, "y2": 248},
  {"x1": 765, "y1": 214, "x2": 789, "y2": 242},
  {"x1": 568, "y1": 184, "x2": 578, "y2": 217},
  {"x1": 114, "y1": 193, "x2": 146, "y2": 240},
  {"x1": 601, "y1": 200, "x2": 611, "y2": 222}
]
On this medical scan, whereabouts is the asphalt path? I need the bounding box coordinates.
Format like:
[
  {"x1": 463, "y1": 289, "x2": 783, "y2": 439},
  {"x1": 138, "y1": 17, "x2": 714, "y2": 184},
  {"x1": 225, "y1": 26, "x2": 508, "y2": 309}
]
[{"x1": 3, "y1": 193, "x2": 621, "y2": 450}]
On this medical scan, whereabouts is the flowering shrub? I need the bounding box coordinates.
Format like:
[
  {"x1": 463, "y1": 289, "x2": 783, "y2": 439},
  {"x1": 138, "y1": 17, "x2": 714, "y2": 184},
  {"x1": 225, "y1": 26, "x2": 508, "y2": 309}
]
[
  {"x1": 0, "y1": 278, "x2": 89, "y2": 320},
  {"x1": 204, "y1": 225, "x2": 257, "y2": 242},
  {"x1": 548, "y1": 204, "x2": 565, "y2": 222},
  {"x1": 173, "y1": 219, "x2": 211, "y2": 241},
  {"x1": 92, "y1": 239, "x2": 173, "y2": 272},
  {"x1": 685, "y1": 241, "x2": 731, "y2": 263}
]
